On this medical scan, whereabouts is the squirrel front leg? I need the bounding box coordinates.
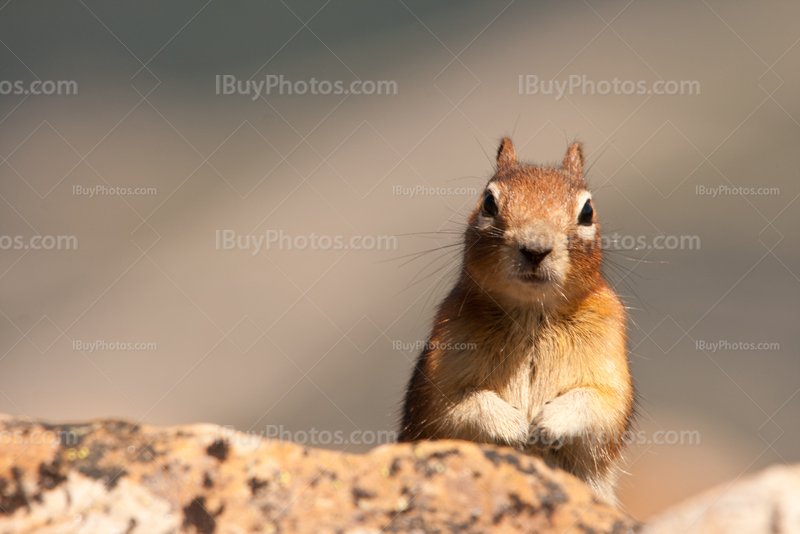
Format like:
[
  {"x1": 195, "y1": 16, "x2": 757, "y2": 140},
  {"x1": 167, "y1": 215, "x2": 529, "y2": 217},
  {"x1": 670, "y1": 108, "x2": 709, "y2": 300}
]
[
  {"x1": 443, "y1": 389, "x2": 529, "y2": 449},
  {"x1": 528, "y1": 387, "x2": 626, "y2": 449}
]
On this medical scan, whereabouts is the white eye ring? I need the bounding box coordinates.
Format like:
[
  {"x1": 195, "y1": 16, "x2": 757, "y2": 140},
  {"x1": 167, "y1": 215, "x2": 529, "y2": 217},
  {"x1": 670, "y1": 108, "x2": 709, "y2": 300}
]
[
  {"x1": 575, "y1": 191, "x2": 593, "y2": 222},
  {"x1": 481, "y1": 182, "x2": 501, "y2": 217},
  {"x1": 575, "y1": 191, "x2": 596, "y2": 240}
]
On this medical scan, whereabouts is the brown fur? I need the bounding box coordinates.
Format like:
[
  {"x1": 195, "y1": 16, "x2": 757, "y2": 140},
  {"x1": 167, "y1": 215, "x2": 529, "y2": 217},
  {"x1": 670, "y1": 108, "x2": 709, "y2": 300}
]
[{"x1": 399, "y1": 138, "x2": 634, "y2": 502}]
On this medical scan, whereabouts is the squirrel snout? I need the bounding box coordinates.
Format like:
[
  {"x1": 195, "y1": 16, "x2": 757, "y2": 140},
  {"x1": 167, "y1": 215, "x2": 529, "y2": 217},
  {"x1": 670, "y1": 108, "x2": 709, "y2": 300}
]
[{"x1": 520, "y1": 247, "x2": 552, "y2": 268}]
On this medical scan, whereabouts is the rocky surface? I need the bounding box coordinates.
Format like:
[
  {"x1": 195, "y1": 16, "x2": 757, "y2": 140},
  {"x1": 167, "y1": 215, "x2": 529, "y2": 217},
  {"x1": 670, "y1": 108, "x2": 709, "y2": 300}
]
[
  {"x1": 643, "y1": 463, "x2": 800, "y2": 534},
  {"x1": 0, "y1": 415, "x2": 636, "y2": 534}
]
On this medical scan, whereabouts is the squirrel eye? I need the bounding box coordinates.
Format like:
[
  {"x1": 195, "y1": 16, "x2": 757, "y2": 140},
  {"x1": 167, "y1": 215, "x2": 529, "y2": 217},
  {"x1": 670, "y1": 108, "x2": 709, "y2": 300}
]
[
  {"x1": 482, "y1": 192, "x2": 498, "y2": 217},
  {"x1": 578, "y1": 199, "x2": 593, "y2": 225}
]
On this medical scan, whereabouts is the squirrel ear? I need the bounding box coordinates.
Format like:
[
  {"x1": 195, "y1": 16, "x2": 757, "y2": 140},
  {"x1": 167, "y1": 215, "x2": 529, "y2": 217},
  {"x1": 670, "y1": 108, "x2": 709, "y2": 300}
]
[
  {"x1": 563, "y1": 142, "x2": 584, "y2": 175},
  {"x1": 496, "y1": 137, "x2": 517, "y2": 167}
]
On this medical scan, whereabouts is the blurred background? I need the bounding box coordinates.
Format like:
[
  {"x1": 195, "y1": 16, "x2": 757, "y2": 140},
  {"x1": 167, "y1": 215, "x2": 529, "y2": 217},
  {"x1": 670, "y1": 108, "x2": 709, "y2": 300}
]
[{"x1": 1, "y1": 0, "x2": 798, "y2": 521}]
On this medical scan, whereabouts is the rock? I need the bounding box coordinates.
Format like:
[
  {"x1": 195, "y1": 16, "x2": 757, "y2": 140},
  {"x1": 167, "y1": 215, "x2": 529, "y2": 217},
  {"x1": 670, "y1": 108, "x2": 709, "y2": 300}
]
[
  {"x1": 0, "y1": 415, "x2": 636, "y2": 533},
  {"x1": 643, "y1": 463, "x2": 800, "y2": 534}
]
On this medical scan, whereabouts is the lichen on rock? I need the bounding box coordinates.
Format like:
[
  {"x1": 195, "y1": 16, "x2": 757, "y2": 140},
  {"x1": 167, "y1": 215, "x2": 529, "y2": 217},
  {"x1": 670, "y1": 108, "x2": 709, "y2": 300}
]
[{"x1": 0, "y1": 415, "x2": 636, "y2": 533}]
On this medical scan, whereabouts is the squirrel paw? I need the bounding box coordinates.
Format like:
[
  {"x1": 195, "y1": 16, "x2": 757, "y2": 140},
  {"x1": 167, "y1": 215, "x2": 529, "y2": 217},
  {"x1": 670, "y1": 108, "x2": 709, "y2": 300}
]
[
  {"x1": 501, "y1": 406, "x2": 532, "y2": 451},
  {"x1": 528, "y1": 395, "x2": 590, "y2": 449}
]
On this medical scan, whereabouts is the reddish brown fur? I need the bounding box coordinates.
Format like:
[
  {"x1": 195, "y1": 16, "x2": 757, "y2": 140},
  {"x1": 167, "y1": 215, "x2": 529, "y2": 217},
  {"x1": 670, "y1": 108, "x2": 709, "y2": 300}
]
[{"x1": 399, "y1": 138, "x2": 634, "y2": 501}]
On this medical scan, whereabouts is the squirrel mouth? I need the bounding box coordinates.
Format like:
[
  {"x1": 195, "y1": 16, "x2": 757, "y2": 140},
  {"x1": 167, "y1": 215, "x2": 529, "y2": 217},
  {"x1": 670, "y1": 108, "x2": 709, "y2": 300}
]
[{"x1": 516, "y1": 272, "x2": 548, "y2": 284}]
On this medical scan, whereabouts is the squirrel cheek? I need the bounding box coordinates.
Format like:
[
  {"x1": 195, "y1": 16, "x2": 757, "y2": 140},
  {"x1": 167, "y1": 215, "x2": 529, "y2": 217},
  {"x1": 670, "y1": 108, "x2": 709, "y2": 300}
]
[{"x1": 576, "y1": 224, "x2": 596, "y2": 242}]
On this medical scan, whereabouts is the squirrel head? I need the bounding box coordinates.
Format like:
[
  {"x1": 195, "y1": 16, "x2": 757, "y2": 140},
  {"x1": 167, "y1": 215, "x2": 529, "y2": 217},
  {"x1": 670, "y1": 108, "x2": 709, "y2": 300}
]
[{"x1": 463, "y1": 137, "x2": 603, "y2": 310}]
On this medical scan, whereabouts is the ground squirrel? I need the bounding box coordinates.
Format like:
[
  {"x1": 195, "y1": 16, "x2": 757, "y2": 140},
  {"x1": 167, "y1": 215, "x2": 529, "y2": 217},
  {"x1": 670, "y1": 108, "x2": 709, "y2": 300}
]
[{"x1": 399, "y1": 137, "x2": 634, "y2": 502}]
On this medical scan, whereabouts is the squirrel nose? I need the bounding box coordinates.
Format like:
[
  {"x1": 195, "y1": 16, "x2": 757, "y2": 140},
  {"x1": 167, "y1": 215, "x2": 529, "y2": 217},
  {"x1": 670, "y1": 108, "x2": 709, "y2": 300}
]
[{"x1": 520, "y1": 247, "x2": 551, "y2": 268}]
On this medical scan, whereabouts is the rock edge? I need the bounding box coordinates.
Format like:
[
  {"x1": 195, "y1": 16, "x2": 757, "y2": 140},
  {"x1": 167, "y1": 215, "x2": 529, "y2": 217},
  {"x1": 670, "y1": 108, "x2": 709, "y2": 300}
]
[{"x1": 0, "y1": 415, "x2": 636, "y2": 534}]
